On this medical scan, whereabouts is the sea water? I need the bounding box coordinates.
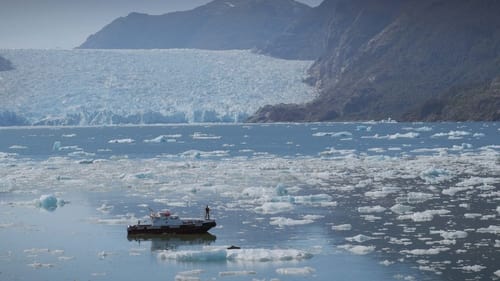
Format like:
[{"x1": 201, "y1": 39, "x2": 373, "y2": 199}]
[{"x1": 0, "y1": 122, "x2": 499, "y2": 281}]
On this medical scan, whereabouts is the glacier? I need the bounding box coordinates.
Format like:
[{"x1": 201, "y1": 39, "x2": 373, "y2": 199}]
[{"x1": 0, "y1": 49, "x2": 316, "y2": 126}]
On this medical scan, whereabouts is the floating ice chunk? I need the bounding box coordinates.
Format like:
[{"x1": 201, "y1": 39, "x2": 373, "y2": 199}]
[
  {"x1": 365, "y1": 186, "x2": 400, "y2": 198},
  {"x1": 460, "y1": 265, "x2": 485, "y2": 272},
  {"x1": 476, "y1": 225, "x2": 500, "y2": 234},
  {"x1": 98, "y1": 251, "x2": 111, "y2": 259},
  {"x1": 406, "y1": 192, "x2": 433, "y2": 203},
  {"x1": 497, "y1": 206, "x2": 500, "y2": 215},
  {"x1": 390, "y1": 204, "x2": 414, "y2": 214},
  {"x1": 108, "y1": 138, "x2": 135, "y2": 144},
  {"x1": 332, "y1": 224, "x2": 352, "y2": 231},
  {"x1": 158, "y1": 248, "x2": 312, "y2": 263},
  {"x1": 398, "y1": 209, "x2": 450, "y2": 222},
  {"x1": 464, "y1": 213, "x2": 482, "y2": 219},
  {"x1": 276, "y1": 267, "x2": 315, "y2": 275},
  {"x1": 52, "y1": 141, "x2": 61, "y2": 151},
  {"x1": 219, "y1": 271, "x2": 256, "y2": 276},
  {"x1": 176, "y1": 269, "x2": 204, "y2": 281},
  {"x1": 144, "y1": 135, "x2": 180, "y2": 143},
  {"x1": 363, "y1": 132, "x2": 419, "y2": 139},
  {"x1": 36, "y1": 194, "x2": 67, "y2": 211},
  {"x1": 430, "y1": 230, "x2": 468, "y2": 239},
  {"x1": 269, "y1": 217, "x2": 314, "y2": 227},
  {"x1": 356, "y1": 125, "x2": 372, "y2": 131},
  {"x1": 96, "y1": 203, "x2": 114, "y2": 213},
  {"x1": 495, "y1": 270, "x2": 500, "y2": 277},
  {"x1": 431, "y1": 130, "x2": 470, "y2": 139},
  {"x1": 442, "y1": 186, "x2": 470, "y2": 196},
  {"x1": 338, "y1": 244, "x2": 375, "y2": 255},
  {"x1": 192, "y1": 132, "x2": 221, "y2": 140},
  {"x1": 420, "y1": 168, "x2": 451, "y2": 184},
  {"x1": 312, "y1": 131, "x2": 352, "y2": 137},
  {"x1": 254, "y1": 202, "x2": 293, "y2": 214},
  {"x1": 401, "y1": 247, "x2": 449, "y2": 255},
  {"x1": 180, "y1": 150, "x2": 229, "y2": 158},
  {"x1": 358, "y1": 205, "x2": 386, "y2": 213},
  {"x1": 345, "y1": 234, "x2": 376, "y2": 243},
  {"x1": 380, "y1": 260, "x2": 394, "y2": 266},
  {"x1": 275, "y1": 183, "x2": 288, "y2": 196},
  {"x1": 28, "y1": 262, "x2": 54, "y2": 269},
  {"x1": 9, "y1": 145, "x2": 27, "y2": 150}
]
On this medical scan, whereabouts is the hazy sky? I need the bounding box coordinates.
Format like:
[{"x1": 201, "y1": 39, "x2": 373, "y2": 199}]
[{"x1": 0, "y1": 0, "x2": 323, "y2": 49}]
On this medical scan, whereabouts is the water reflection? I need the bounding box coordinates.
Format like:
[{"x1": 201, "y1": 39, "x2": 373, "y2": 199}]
[{"x1": 127, "y1": 233, "x2": 216, "y2": 251}]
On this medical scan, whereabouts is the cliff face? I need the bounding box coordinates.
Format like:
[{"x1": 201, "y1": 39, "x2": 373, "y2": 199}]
[
  {"x1": 0, "y1": 55, "x2": 13, "y2": 71},
  {"x1": 250, "y1": 0, "x2": 500, "y2": 122},
  {"x1": 79, "y1": 0, "x2": 310, "y2": 50}
]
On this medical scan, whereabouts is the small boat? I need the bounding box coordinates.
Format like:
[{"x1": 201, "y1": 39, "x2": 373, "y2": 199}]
[{"x1": 127, "y1": 209, "x2": 216, "y2": 235}]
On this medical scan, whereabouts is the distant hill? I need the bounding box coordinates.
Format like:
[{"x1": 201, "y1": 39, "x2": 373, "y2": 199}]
[
  {"x1": 0, "y1": 55, "x2": 13, "y2": 71},
  {"x1": 78, "y1": 0, "x2": 310, "y2": 50},
  {"x1": 249, "y1": 0, "x2": 500, "y2": 122}
]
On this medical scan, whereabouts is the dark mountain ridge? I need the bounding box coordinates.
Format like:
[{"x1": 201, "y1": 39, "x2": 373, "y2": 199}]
[
  {"x1": 249, "y1": 0, "x2": 500, "y2": 122},
  {"x1": 79, "y1": 0, "x2": 310, "y2": 50}
]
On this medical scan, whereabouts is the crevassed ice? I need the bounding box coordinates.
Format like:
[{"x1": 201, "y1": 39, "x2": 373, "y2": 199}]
[{"x1": 0, "y1": 49, "x2": 316, "y2": 125}]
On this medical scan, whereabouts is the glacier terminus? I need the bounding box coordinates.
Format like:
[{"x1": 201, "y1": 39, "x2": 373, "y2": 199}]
[{"x1": 0, "y1": 49, "x2": 316, "y2": 125}]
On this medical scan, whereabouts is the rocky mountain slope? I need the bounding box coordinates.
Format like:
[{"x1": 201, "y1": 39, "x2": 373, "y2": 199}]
[
  {"x1": 249, "y1": 0, "x2": 500, "y2": 122},
  {"x1": 79, "y1": 0, "x2": 310, "y2": 50}
]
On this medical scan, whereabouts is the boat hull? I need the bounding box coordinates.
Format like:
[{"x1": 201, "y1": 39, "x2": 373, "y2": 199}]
[{"x1": 127, "y1": 220, "x2": 216, "y2": 235}]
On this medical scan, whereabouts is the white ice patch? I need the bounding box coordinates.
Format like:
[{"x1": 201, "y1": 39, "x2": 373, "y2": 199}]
[
  {"x1": 254, "y1": 202, "x2": 294, "y2": 214},
  {"x1": 431, "y1": 130, "x2": 471, "y2": 139},
  {"x1": 401, "y1": 247, "x2": 449, "y2": 255},
  {"x1": 219, "y1": 271, "x2": 256, "y2": 276},
  {"x1": 460, "y1": 265, "x2": 486, "y2": 272},
  {"x1": 357, "y1": 205, "x2": 386, "y2": 213},
  {"x1": 191, "y1": 132, "x2": 221, "y2": 140},
  {"x1": 144, "y1": 135, "x2": 181, "y2": 143},
  {"x1": 338, "y1": 244, "x2": 376, "y2": 255},
  {"x1": 390, "y1": 204, "x2": 414, "y2": 214},
  {"x1": 476, "y1": 225, "x2": 500, "y2": 234},
  {"x1": 345, "y1": 234, "x2": 376, "y2": 243},
  {"x1": 312, "y1": 131, "x2": 352, "y2": 138},
  {"x1": 432, "y1": 230, "x2": 468, "y2": 240},
  {"x1": 158, "y1": 248, "x2": 312, "y2": 263},
  {"x1": 276, "y1": 266, "x2": 315, "y2": 275},
  {"x1": 108, "y1": 138, "x2": 135, "y2": 144},
  {"x1": 269, "y1": 217, "x2": 314, "y2": 227},
  {"x1": 398, "y1": 209, "x2": 450, "y2": 222},
  {"x1": 332, "y1": 224, "x2": 352, "y2": 231},
  {"x1": 362, "y1": 132, "x2": 419, "y2": 139}
]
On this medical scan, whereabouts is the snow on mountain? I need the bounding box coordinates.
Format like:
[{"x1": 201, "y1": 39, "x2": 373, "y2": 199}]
[{"x1": 0, "y1": 49, "x2": 316, "y2": 126}]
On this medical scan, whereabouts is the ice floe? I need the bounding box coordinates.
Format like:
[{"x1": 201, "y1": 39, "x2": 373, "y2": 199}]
[
  {"x1": 398, "y1": 209, "x2": 450, "y2": 222},
  {"x1": 338, "y1": 244, "x2": 376, "y2": 255},
  {"x1": 158, "y1": 247, "x2": 313, "y2": 263},
  {"x1": 269, "y1": 216, "x2": 314, "y2": 227},
  {"x1": 276, "y1": 266, "x2": 315, "y2": 275},
  {"x1": 331, "y1": 224, "x2": 352, "y2": 231},
  {"x1": 36, "y1": 194, "x2": 68, "y2": 211}
]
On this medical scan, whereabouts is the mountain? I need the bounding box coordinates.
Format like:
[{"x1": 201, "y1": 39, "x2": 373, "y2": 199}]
[
  {"x1": 249, "y1": 0, "x2": 500, "y2": 122},
  {"x1": 0, "y1": 55, "x2": 13, "y2": 71},
  {"x1": 79, "y1": 0, "x2": 310, "y2": 50}
]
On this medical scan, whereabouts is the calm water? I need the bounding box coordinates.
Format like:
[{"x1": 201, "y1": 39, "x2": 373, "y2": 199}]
[{"x1": 0, "y1": 122, "x2": 498, "y2": 281}]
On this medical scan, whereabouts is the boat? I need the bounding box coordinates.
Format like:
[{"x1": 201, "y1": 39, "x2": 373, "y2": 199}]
[{"x1": 127, "y1": 209, "x2": 216, "y2": 235}]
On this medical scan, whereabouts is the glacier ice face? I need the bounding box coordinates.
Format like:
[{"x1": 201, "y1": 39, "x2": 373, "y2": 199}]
[{"x1": 0, "y1": 49, "x2": 316, "y2": 125}]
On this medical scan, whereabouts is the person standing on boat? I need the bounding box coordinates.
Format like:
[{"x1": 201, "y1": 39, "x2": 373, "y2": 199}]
[{"x1": 205, "y1": 205, "x2": 210, "y2": 220}]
